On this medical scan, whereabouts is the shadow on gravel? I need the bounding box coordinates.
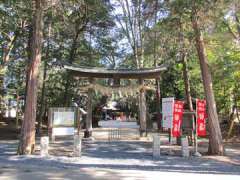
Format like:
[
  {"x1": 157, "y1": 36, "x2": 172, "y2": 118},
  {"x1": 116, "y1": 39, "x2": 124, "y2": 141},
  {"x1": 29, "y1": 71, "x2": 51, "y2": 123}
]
[{"x1": 0, "y1": 140, "x2": 240, "y2": 176}]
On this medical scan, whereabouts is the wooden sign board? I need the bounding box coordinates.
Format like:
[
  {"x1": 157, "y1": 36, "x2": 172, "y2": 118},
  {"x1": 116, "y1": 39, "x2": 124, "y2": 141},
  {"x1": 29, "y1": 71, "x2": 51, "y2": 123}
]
[{"x1": 48, "y1": 107, "x2": 77, "y2": 138}]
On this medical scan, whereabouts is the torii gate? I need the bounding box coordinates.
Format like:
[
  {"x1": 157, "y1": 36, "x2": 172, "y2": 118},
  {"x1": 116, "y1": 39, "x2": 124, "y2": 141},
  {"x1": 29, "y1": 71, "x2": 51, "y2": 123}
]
[{"x1": 64, "y1": 65, "x2": 167, "y2": 138}]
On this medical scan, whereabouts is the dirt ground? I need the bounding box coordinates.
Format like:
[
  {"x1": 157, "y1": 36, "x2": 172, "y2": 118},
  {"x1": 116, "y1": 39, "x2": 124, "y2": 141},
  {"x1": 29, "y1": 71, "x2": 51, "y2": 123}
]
[
  {"x1": 0, "y1": 135, "x2": 240, "y2": 180},
  {"x1": 1, "y1": 116, "x2": 240, "y2": 171},
  {"x1": 0, "y1": 130, "x2": 240, "y2": 179}
]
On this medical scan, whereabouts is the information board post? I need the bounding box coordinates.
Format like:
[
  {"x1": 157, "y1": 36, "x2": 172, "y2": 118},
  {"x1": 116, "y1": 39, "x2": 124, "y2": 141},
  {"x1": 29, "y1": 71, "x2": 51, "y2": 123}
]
[
  {"x1": 181, "y1": 136, "x2": 189, "y2": 157},
  {"x1": 74, "y1": 135, "x2": 82, "y2": 157},
  {"x1": 40, "y1": 136, "x2": 49, "y2": 157}
]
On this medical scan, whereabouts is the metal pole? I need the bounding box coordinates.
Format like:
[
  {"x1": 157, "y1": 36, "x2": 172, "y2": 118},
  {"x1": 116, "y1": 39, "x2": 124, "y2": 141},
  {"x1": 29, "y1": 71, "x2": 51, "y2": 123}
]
[
  {"x1": 195, "y1": 111, "x2": 198, "y2": 154},
  {"x1": 194, "y1": 105, "x2": 201, "y2": 156},
  {"x1": 169, "y1": 127, "x2": 173, "y2": 155}
]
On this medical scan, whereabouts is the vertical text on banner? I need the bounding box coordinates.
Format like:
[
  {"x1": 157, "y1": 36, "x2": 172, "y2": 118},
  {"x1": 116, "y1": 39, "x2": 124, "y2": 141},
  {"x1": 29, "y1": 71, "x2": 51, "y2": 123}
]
[
  {"x1": 196, "y1": 99, "x2": 207, "y2": 136},
  {"x1": 172, "y1": 101, "x2": 184, "y2": 137}
]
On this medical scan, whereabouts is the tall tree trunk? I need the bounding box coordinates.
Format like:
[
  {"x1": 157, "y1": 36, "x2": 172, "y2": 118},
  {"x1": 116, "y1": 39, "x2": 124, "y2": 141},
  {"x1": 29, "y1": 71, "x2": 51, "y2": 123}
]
[
  {"x1": 181, "y1": 50, "x2": 195, "y2": 146},
  {"x1": 0, "y1": 66, "x2": 4, "y2": 119},
  {"x1": 153, "y1": 0, "x2": 161, "y2": 129},
  {"x1": 37, "y1": 56, "x2": 47, "y2": 135},
  {"x1": 18, "y1": 0, "x2": 43, "y2": 155},
  {"x1": 178, "y1": 19, "x2": 193, "y2": 111},
  {"x1": 192, "y1": 9, "x2": 224, "y2": 155},
  {"x1": 24, "y1": 25, "x2": 33, "y2": 108},
  {"x1": 16, "y1": 92, "x2": 20, "y2": 129},
  {"x1": 182, "y1": 54, "x2": 193, "y2": 111},
  {"x1": 137, "y1": 0, "x2": 147, "y2": 135},
  {"x1": 2, "y1": 31, "x2": 19, "y2": 63}
]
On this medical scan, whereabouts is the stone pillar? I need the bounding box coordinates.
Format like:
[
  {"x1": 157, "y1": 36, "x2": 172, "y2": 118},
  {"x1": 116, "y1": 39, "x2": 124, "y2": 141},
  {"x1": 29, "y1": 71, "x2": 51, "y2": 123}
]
[
  {"x1": 48, "y1": 108, "x2": 55, "y2": 142},
  {"x1": 73, "y1": 135, "x2": 81, "y2": 157},
  {"x1": 152, "y1": 134, "x2": 161, "y2": 159},
  {"x1": 181, "y1": 136, "x2": 189, "y2": 157},
  {"x1": 40, "y1": 136, "x2": 49, "y2": 157},
  {"x1": 138, "y1": 79, "x2": 147, "y2": 137},
  {"x1": 84, "y1": 78, "x2": 94, "y2": 138}
]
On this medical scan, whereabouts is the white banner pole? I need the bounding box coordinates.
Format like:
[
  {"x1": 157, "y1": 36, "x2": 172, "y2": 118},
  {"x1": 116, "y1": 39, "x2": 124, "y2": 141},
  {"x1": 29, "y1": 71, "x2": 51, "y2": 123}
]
[
  {"x1": 194, "y1": 99, "x2": 201, "y2": 156},
  {"x1": 170, "y1": 127, "x2": 173, "y2": 155},
  {"x1": 195, "y1": 110, "x2": 198, "y2": 154}
]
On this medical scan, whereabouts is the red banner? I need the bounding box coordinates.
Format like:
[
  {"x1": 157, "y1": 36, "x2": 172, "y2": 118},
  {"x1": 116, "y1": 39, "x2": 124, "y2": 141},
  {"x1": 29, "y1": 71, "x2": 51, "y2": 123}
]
[
  {"x1": 172, "y1": 101, "x2": 184, "y2": 137},
  {"x1": 196, "y1": 99, "x2": 207, "y2": 136}
]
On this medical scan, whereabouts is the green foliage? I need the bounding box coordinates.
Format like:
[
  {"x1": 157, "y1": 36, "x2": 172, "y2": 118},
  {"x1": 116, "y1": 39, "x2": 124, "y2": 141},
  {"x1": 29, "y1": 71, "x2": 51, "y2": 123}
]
[{"x1": 0, "y1": 0, "x2": 239, "y2": 119}]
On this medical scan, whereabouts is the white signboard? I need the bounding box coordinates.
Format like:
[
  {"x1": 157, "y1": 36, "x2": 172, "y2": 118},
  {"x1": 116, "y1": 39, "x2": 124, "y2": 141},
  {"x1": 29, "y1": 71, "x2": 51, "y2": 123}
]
[
  {"x1": 162, "y1": 97, "x2": 174, "y2": 128},
  {"x1": 52, "y1": 127, "x2": 75, "y2": 136},
  {"x1": 53, "y1": 111, "x2": 75, "y2": 127}
]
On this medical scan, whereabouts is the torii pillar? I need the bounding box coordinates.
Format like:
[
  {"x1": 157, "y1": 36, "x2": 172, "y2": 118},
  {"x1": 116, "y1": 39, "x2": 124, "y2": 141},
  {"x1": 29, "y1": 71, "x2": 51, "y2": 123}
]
[
  {"x1": 139, "y1": 79, "x2": 147, "y2": 137},
  {"x1": 84, "y1": 78, "x2": 94, "y2": 138}
]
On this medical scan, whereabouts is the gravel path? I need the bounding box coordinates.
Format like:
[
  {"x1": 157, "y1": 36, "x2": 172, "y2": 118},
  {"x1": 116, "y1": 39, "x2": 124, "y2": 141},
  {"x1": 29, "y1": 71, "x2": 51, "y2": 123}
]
[{"x1": 0, "y1": 138, "x2": 240, "y2": 176}]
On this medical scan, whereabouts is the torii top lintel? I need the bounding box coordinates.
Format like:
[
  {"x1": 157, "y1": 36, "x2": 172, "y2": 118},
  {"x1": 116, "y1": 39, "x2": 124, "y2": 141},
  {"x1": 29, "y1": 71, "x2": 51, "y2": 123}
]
[{"x1": 64, "y1": 64, "x2": 167, "y2": 79}]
